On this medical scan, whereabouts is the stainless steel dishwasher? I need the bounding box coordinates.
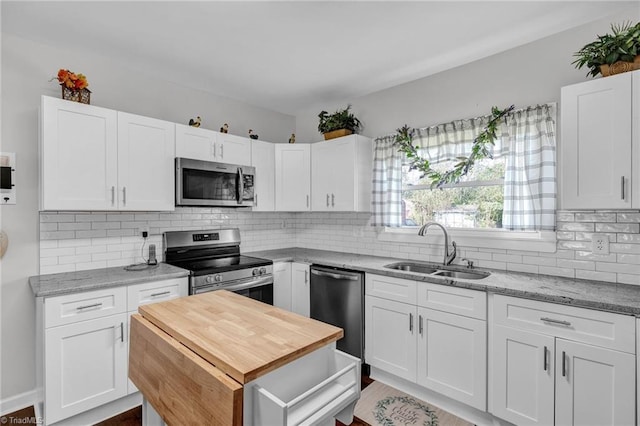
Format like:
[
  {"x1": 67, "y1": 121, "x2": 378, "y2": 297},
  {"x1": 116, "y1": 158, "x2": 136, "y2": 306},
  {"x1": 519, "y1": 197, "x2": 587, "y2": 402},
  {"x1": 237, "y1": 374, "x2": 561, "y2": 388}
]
[{"x1": 310, "y1": 265, "x2": 364, "y2": 361}]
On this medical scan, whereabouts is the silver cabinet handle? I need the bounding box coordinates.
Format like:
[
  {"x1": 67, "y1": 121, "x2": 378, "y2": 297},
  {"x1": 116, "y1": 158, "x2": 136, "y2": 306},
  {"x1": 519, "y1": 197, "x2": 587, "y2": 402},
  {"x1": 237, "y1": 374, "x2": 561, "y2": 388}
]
[
  {"x1": 111, "y1": 186, "x2": 115, "y2": 206},
  {"x1": 310, "y1": 269, "x2": 359, "y2": 281},
  {"x1": 304, "y1": 270, "x2": 308, "y2": 284},
  {"x1": 621, "y1": 176, "x2": 625, "y2": 200},
  {"x1": 540, "y1": 317, "x2": 571, "y2": 327},
  {"x1": 77, "y1": 303, "x2": 102, "y2": 311},
  {"x1": 212, "y1": 142, "x2": 216, "y2": 158},
  {"x1": 122, "y1": 187, "x2": 127, "y2": 205},
  {"x1": 150, "y1": 291, "x2": 171, "y2": 297},
  {"x1": 326, "y1": 194, "x2": 330, "y2": 207},
  {"x1": 120, "y1": 322, "x2": 124, "y2": 343},
  {"x1": 306, "y1": 195, "x2": 309, "y2": 208},
  {"x1": 220, "y1": 144, "x2": 224, "y2": 159},
  {"x1": 562, "y1": 351, "x2": 567, "y2": 377},
  {"x1": 255, "y1": 193, "x2": 258, "y2": 207},
  {"x1": 419, "y1": 315, "x2": 423, "y2": 335},
  {"x1": 331, "y1": 193, "x2": 335, "y2": 207},
  {"x1": 409, "y1": 313, "x2": 414, "y2": 332},
  {"x1": 543, "y1": 346, "x2": 548, "y2": 371}
]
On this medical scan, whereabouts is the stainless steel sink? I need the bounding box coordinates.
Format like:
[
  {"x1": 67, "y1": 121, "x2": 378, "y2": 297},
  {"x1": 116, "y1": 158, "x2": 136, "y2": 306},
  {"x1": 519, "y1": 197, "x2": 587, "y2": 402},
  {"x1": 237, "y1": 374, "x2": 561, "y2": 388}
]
[
  {"x1": 432, "y1": 270, "x2": 490, "y2": 280},
  {"x1": 384, "y1": 262, "x2": 439, "y2": 274},
  {"x1": 383, "y1": 261, "x2": 490, "y2": 280}
]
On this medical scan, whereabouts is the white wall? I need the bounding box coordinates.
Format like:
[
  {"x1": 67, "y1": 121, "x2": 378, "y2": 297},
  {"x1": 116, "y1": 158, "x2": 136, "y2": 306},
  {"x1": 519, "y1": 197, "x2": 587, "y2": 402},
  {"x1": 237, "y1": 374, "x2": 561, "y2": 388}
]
[
  {"x1": 294, "y1": 6, "x2": 639, "y2": 142},
  {"x1": 0, "y1": 33, "x2": 295, "y2": 403}
]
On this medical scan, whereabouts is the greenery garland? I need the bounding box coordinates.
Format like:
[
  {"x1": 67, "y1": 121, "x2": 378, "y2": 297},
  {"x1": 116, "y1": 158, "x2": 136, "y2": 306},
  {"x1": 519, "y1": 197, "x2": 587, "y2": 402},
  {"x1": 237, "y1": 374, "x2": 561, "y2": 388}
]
[{"x1": 393, "y1": 105, "x2": 515, "y2": 188}]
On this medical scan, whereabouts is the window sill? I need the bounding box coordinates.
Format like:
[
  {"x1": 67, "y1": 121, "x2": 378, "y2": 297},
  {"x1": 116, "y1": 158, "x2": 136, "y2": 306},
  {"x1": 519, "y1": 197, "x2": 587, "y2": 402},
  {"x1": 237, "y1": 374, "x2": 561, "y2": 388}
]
[{"x1": 377, "y1": 227, "x2": 557, "y2": 253}]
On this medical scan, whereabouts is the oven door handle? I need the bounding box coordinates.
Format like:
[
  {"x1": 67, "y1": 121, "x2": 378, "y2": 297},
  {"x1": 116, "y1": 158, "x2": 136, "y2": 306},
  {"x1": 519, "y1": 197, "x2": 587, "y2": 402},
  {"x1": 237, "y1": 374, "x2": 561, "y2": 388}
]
[
  {"x1": 222, "y1": 277, "x2": 273, "y2": 292},
  {"x1": 236, "y1": 167, "x2": 244, "y2": 205}
]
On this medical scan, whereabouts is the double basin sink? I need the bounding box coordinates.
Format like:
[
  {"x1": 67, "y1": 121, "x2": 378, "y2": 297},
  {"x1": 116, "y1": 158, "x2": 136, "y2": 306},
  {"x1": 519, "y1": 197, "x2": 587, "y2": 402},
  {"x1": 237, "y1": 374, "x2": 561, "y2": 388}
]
[{"x1": 384, "y1": 261, "x2": 490, "y2": 280}]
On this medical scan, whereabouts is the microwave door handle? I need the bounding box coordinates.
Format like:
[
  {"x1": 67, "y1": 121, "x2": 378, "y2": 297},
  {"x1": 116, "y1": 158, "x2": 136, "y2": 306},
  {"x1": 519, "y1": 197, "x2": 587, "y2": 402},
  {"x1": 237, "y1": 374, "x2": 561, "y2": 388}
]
[{"x1": 237, "y1": 167, "x2": 244, "y2": 205}]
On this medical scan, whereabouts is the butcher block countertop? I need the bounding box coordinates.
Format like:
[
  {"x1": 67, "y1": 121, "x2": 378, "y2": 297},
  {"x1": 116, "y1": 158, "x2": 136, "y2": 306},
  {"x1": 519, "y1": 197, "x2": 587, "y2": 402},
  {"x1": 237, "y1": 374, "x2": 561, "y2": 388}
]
[{"x1": 138, "y1": 290, "x2": 343, "y2": 384}]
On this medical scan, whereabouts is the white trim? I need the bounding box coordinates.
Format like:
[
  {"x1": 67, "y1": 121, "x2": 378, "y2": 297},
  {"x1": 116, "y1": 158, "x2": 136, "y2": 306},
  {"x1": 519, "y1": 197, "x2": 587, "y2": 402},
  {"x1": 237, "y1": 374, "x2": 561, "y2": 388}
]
[
  {"x1": 0, "y1": 389, "x2": 38, "y2": 417},
  {"x1": 378, "y1": 227, "x2": 557, "y2": 253}
]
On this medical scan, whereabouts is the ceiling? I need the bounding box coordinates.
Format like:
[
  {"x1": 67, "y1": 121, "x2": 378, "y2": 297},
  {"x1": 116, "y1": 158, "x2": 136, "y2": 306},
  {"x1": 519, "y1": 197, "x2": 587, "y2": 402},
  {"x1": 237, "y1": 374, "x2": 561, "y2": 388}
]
[{"x1": 2, "y1": 1, "x2": 637, "y2": 115}]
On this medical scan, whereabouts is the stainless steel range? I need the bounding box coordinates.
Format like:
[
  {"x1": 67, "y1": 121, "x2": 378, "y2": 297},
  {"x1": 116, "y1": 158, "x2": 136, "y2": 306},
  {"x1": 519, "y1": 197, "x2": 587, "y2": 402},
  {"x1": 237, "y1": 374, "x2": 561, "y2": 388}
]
[{"x1": 163, "y1": 229, "x2": 273, "y2": 303}]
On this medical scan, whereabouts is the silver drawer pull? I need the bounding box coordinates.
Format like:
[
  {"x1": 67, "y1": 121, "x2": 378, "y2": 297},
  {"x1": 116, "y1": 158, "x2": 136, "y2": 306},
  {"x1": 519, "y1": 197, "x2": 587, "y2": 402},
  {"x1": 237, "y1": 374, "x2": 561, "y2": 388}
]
[
  {"x1": 77, "y1": 303, "x2": 102, "y2": 311},
  {"x1": 543, "y1": 346, "x2": 548, "y2": 371},
  {"x1": 540, "y1": 317, "x2": 571, "y2": 327},
  {"x1": 409, "y1": 313, "x2": 413, "y2": 332},
  {"x1": 150, "y1": 291, "x2": 171, "y2": 297}
]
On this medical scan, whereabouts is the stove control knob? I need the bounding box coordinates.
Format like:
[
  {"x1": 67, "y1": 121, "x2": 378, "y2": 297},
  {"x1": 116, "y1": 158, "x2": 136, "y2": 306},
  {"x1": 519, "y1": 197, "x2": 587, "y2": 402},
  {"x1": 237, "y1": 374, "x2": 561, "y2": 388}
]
[
  {"x1": 205, "y1": 275, "x2": 215, "y2": 284},
  {"x1": 252, "y1": 268, "x2": 259, "y2": 276},
  {"x1": 259, "y1": 267, "x2": 267, "y2": 275},
  {"x1": 214, "y1": 274, "x2": 222, "y2": 282}
]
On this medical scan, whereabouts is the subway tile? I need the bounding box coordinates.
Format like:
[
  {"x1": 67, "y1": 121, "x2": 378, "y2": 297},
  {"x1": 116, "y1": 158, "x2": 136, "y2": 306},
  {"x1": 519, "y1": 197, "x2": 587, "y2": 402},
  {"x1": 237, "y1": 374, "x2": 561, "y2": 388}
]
[
  {"x1": 557, "y1": 222, "x2": 594, "y2": 232},
  {"x1": 58, "y1": 254, "x2": 92, "y2": 265},
  {"x1": 493, "y1": 254, "x2": 523, "y2": 263},
  {"x1": 556, "y1": 231, "x2": 575, "y2": 241},
  {"x1": 539, "y1": 266, "x2": 575, "y2": 279},
  {"x1": 76, "y1": 214, "x2": 107, "y2": 222},
  {"x1": 597, "y1": 262, "x2": 640, "y2": 274},
  {"x1": 76, "y1": 230, "x2": 107, "y2": 239},
  {"x1": 617, "y1": 274, "x2": 640, "y2": 285},
  {"x1": 617, "y1": 253, "x2": 640, "y2": 264},
  {"x1": 39, "y1": 240, "x2": 58, "y2": 249},
  {"x1": 92, "y1": 222, "x2": 121, "y2": 230},
  {"x1": 107, "y1": 229, "x2": 136, "y2": 237},
  {"x1": 575, "y1": 250, "x2": 617, "y2": 262},
  {"x1": 556, "y1": 259, "x2": 595, "y2": 271},
  {"x1": 134, "y1": 213, "x2": 160, "y2": 221},
  {"x1": 556, "y1": 212, "x2": 575, "y2": 222},
  {"x1": 75, "y1": 261, "x2": 108, "y2": 271},
  {"x1": 574, "y1": 232, "x2": 617, "y2": 242},
  {"x1": 107, "y1": 214, "x2": 135, "y2": 222},
  {"x1": 617, "y1": 234, "x2": 640, "y2": 244},
  {"x1": 75, "y1": 245, "x2": 107, "y2": 255},
  {"x1": 576, "y1": 270, "x2": 616, "y2": 283},
  {"x1": 522, "y1": 256, "x2": 557, "y2": 266},
  {"x1": 40, "y1": 231, "x2": 75, "y2": 240},
  {"x1": 40, "y1": 214, "x2": 75, "y2": 222},
  {"x1": 557, "y1": 241, "x2": 592, "y2": 251},
  {"x1": 611, "y1": 244, "x2": 640, "y2": 254},
  {"x1": 575, "y1": 213, "x2": 616, "y2": 223},
  {"x1": 92, "y1": 252, "x2": 122, "y2": 261},
  {"x1": 39, "y1": 223, "x2": 58, "y2": 232},
  {"x1": 40, "y1": 247, "x2": 75, "y2": 258},
  {"x1": 58, "y1": 238, "x2": 92, "y2": 248},
  {"x1": 58, "y1": 222, "x2": 91, "y2": 231},
  {"x1": 595, "y1": 223, "x2": 640, "y2": 233},
  {"x1": 41, "y1": 264, "x2": 75, "y2": 274},
  {"x1": 617, "y1": 212, "x2": 640, "y2": 223},
  {"x1": 507, "y1": 263, "x2": 539, "y2": 274}
]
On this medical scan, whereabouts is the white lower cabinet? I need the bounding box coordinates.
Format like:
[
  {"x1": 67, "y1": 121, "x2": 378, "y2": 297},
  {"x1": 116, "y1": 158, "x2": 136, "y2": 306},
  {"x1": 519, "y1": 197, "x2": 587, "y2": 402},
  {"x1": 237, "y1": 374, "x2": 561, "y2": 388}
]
[
  {"x1": 490, "y1": 294, "x2": 636, "y2": 426},
  {"x1": 273, "y1": 261, "x2": 292, "y2": 310},
  {"x1": 365, "y1": 274, "x2": 487, "y2": 411},
  {"x1": 38, "y1": 277, "x2": 187, "y2": 425},
  {"x1": 291, "y1": 262, "x2": 310, "y2": 317},
  {"x1": 44, "y1": 313, "x2": 128, "y2": 424}
]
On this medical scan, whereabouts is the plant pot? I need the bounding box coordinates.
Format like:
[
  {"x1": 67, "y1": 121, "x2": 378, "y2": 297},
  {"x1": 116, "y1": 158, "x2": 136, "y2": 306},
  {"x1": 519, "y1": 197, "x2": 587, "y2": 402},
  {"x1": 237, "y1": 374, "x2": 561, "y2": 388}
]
[
  {"x1": 61, "y1": 86, "x2": 91, "y2": 104},
  {"x1": 600, "y1": 55, "x2": 640, "y2": 77},
  {"x1": 323, "y1": 129, "x2": 353, "y2": 141}
]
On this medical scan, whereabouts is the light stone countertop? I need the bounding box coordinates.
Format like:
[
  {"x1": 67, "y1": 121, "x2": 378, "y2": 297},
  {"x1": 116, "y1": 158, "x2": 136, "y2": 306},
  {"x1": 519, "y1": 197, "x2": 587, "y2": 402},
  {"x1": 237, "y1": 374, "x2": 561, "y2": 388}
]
[
  {"x1": 29, "y1": 263, "x2": 190, "y2": 297},
  {"x1": 245, "y1": 247, "x2": 640, "y2": 317}
]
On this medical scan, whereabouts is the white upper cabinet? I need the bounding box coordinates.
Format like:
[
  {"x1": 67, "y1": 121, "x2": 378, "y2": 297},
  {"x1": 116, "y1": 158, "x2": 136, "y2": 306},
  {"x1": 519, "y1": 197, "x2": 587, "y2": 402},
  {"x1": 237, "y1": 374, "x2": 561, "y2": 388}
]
[
  {"x1": 311, "y1": 135, "x2": 372, "y2": 211},
  {"x1": 40, "y1": 96, "x2": 175, "y2": 211},
  {"x1": 561, "y1": 71, "x2": 634, "y2": 209},
  {"x1": 175, "y1": 124, "x2": 251, "y2": 166},
  {"x1": 40, "y1": 96, "x2": 118, "y2": 210},
  {"x1": 117, "y1": 112, "x2": 175, "y2": 211},
  {"x1": 251, "y1": 140, "x2": 275, "y2": 211},
  {"x1": 275, "y1": 144, "x2": 311, "y2": 211}
]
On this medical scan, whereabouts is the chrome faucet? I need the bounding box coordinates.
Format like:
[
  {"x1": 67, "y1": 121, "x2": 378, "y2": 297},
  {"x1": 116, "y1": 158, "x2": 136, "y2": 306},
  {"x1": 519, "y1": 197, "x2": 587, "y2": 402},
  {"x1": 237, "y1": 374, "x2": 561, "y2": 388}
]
[{"x1": 418, "y1": 221, "x2": 457, "y2": 265}]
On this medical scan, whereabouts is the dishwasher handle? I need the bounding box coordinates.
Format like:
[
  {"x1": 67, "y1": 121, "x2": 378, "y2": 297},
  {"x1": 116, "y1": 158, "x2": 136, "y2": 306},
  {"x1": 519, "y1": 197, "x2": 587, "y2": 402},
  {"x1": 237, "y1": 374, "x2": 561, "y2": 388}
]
[{"x1": 310, "y1": 268, "x2": 360, "y2": 281}]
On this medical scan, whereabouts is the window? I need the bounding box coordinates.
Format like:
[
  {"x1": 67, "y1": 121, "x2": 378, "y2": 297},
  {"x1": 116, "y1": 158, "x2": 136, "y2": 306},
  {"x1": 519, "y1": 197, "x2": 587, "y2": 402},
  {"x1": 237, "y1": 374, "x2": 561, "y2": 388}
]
[{"x1": 372, "y1": 104, "x2": 557, "y2": 250}]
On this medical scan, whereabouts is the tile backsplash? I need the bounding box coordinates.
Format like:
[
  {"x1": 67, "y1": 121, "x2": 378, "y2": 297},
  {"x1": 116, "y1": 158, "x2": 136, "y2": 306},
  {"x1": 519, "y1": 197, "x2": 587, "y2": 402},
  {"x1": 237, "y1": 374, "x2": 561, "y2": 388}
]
[{"x1": 39, "y1": 209, "x2": 640, "y2": 285}]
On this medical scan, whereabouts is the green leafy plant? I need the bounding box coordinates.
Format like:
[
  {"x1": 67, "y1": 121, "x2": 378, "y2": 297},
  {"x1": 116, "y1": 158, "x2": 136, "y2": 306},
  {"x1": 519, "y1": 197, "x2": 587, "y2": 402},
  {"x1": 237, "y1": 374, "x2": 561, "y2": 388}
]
[
  {"x1": 572, "y1": 21, "x2": 640, "y2": 77},
  {"x1": 317, "y1": 105, "x2": 362, "y2": 134},
  {"x1": 394, "y1": 105, "x2": 514, "y2": 188}
]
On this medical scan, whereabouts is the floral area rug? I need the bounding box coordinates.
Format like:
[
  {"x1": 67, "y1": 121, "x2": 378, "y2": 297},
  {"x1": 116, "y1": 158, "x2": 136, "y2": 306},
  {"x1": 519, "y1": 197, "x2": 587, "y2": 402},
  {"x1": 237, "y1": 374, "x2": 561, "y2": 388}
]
[{"x1": 353, "y1": 381, "x2": 474, "y2": 426}]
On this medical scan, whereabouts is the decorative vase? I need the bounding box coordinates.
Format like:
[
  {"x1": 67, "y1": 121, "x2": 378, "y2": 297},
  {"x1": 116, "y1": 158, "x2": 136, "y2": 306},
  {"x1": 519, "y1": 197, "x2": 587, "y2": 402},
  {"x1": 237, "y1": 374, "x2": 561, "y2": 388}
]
[
  {"x1": 61, "y1": 86, "x2": 91, "y2": 104},
  {"x1": 323, "y1": 129, "x2": 353, "y2": 141},
  {"x1": 599, "y1": 55, "x2": 640, "y2": 77}
]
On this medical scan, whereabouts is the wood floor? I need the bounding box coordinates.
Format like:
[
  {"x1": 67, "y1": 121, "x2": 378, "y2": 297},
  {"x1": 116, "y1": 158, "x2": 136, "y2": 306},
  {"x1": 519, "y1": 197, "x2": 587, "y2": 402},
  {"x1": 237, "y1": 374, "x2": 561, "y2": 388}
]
[{"x1": 0, "y1": 406, "x2": 38, "y2": 425}]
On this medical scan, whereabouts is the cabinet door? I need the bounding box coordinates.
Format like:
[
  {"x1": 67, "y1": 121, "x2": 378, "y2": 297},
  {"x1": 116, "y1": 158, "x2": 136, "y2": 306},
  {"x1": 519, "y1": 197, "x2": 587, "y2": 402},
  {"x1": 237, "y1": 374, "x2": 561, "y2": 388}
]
[
  {"x1": 291, "y1": 263, "x2": 310, "y2": 317},
  {"x1": 175, "y1": 124, "x2": 216, "y2": 161},
  {"x1": 490, "y1": 325, "x2": 554, "y2": 426},
  {"x1": 561, "y1": 72, "x2": 632, "y2": 209},
  {"x1": 633, "y1": 71, "x2": 640, "y2": 209},
  {"x1": 311, "y1": 141, "x2": 334, "y2": 211},
  {"x1": 45, "y1": 313, "x2": 128, "y2": 424},
  {"x1": 326, "y1": 137, "x2": 357, "y2": 211},
  {"x1": 216, "y1": 132, "x2": 252, "y2": 166},
  {"x1": 251, "y1": 140, "x2": 275, "y2": 211},
  {"x1": 275, "y1": 144, "x2": 311, "y2": 211},
  {"x1": 117, "y1": 112, "x2": 175, "y2": 211},
  {"x1": 273, "y1": 262, "x2": 292, "y2": 311},
  {"x1": 365, "y1": 295, "x2": 417, "y2": 382},
  {"x1": 417, "y1": 308, "x2": 486, "y2": 410},
  {"x1": 555, "y1": 339, "x2": 635, "y2": 426},
  {"x1": 40, "y1": 96, "x2": 118, "y2": 210}
]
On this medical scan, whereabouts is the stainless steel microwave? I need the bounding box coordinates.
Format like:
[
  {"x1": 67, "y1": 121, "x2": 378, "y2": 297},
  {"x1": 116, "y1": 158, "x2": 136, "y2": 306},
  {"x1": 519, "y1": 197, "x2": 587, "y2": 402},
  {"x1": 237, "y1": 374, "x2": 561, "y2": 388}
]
[{"x1": 175, "y1": 157, "x2": 255, "y2": 207}]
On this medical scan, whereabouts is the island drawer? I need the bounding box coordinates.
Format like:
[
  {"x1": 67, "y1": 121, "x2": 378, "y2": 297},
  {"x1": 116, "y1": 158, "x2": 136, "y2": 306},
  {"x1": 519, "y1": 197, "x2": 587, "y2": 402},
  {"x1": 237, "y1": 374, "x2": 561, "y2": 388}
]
[
  {"x1": 247, "y1": 344, "x2": 361, "y2": 426},
  {"x1": 127, "y1": 277, "x2": 187, "y2": 311},
  {"x1": 45, "y1": 286, "x2": 127, "y2": 328},
  {"x1": 417, "y1": 282, "x2": 486, "y2": 320},
  {"x1": 366, "y1": 274, "x2": 417, "y2": 304},
  {"x1": 492, "y1": 294, "x2": 635, "y2": 353}
]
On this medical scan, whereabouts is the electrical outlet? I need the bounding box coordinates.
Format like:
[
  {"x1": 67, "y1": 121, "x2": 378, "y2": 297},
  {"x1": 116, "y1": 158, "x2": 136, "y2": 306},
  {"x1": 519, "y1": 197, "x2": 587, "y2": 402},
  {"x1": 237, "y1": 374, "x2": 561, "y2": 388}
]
[
  {"x1": 138, "y1": 225, "x2": 149, "y2": 237},
  {"x1": 591, "y1": 234, "x2": 610, "y2": 254}
]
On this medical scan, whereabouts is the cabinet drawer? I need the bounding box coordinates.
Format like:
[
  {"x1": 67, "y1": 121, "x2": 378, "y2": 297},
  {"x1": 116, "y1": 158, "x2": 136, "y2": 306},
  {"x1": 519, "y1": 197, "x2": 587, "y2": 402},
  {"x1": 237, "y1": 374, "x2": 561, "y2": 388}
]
[
  {"x1": 127, "y1": 278, "x2": 187, "y2": 311},
  {"x1": 417, "y1": 282, "x2": 486, "y2": 320},
  {"x1": 45, "y1": 287, "x2": 127, "y2": 328},
  {"x1": 366, "y1": 274, "x2": 417, "y2": 304},
  {"x1": 492, "y1": 295, "x2": 635, "y2": 353}
]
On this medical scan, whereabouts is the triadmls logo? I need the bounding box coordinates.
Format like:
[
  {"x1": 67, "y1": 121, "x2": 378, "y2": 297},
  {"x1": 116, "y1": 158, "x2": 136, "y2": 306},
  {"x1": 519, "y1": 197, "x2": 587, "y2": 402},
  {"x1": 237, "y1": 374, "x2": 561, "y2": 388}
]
[{"x1": 373, "y1": 395, "x2": 439, "y2": 426}]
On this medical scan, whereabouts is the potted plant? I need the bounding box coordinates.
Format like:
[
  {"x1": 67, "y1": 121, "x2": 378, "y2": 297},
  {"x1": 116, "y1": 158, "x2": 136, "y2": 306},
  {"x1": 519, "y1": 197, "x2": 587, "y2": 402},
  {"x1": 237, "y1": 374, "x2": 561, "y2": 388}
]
[
  {"x1": 52, "y1": 68, "x2": 91, "y2": 104},
  {"x1": 317, "y1": 105, "x2": 362, "y2": 140},
  {"x1": 572, "y1": 21, "x2": 640, "y2": 77}
]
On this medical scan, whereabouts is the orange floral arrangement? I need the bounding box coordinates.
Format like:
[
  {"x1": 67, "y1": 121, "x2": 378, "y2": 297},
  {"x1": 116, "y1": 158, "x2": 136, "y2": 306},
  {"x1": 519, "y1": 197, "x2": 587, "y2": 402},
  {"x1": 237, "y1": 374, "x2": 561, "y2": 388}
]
[{"x1": 54, "y1": 69, "x2": 89, "y2": 90}]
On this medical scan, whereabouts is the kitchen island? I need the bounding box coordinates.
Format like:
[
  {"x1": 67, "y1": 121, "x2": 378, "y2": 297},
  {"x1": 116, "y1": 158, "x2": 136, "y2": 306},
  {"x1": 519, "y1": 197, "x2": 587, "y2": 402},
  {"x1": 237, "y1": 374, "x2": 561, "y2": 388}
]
[{"x1": 129, "y1": 290, "x2": 360, "y2": 426}]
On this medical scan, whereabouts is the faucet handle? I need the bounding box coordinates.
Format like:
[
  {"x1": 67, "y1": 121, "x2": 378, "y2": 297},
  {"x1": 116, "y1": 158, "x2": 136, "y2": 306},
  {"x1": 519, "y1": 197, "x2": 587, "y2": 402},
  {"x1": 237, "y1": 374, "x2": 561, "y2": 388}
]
[{"x1": 461, "y1": 258, "x2": 474, "y2": 269}]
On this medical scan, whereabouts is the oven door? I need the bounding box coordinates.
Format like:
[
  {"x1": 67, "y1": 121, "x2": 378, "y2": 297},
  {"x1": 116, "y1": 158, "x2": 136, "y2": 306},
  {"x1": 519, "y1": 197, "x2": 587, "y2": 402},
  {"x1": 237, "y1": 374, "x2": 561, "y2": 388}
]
[
  {"x1": 192, "y1": 275, "x2": 273, "y2": 305},
  {"x1": 176, "y1": 157, "x2": 255, "y2": 207}
]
